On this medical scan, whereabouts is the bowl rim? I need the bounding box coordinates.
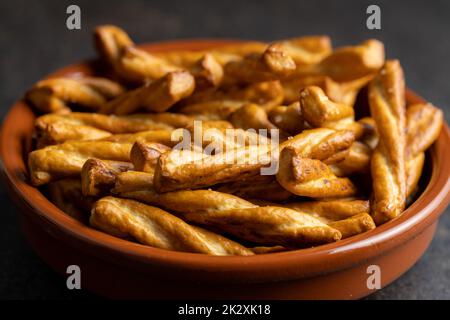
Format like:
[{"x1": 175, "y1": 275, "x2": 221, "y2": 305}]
[{"x1": 1, "y1": 39, "x2": 449, "y2": 279}]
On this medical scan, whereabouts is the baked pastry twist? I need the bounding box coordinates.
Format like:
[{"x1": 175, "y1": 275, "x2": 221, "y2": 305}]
[
  {"x1": 368, "y1": 60, "x2": 406, "y2": 224},
  {"x1": 112, "y1": 171, "x2": 342, "y2": 246},
  {"x1": 91, "y1": 196, "x2": 254, "y2": 255},
  {"x1": 26, "y1": 77, "x2": 125, "y2": 113}
]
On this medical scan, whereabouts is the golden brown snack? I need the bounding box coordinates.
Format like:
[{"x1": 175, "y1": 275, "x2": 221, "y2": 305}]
[
  {"x1": 153, "y1": 145, "x2": 273, "y2": 192},
  {"x1": 81, "y1": 159, "x2": 133, "y2": 197},
  {"x1": 179, "y1": 80, "x2": 284, "y2": 118},
  {"x1": 26, "y1": 77, "x2": 125, "y2": 113},
  {"x1": 294, "y1": 39, "x2": 384, "y2": 82},
  {"x1": 112, "y1": 178, "x2": 341, "y2": 246},
  {"x1": 285, "y1": 199, "x2": 370, "y2": 222},
  {"x1": 100, "y1": 71, "x2": 195, "y2": 114},
  {"x1": 368, "y1": 60, "x2": 406, "y2": 224},
  {"x1": 100, "y1": 130, "x2": 175, "y2": 146},
  {"x1": 300, "y1": 86, "x2": 364, "y2": 138},
  {"x1": 271, "y1": 36, "x2": 332, "y2": 66},
  {"x1": 91, "y1": 196, "x2": 253, "y2": 256},
  {"x1": 224, "y1": 44, "x2": 296, "y2": 84},
  {"x1": 34, "y1": 112, "x2": 192, "y2": 147},
  {"x1": 28, "y1": 141, "x2": 132, "y2": 186},
  {"x1": 281, "y1": 128, "x2": 355, "y2": 162},
  {"x1": 328, "y1": 213, "x2": 376, "y2": 238},
  {"x1": 329, "y1": 142, "x2": 372, "y2": 176},
  {"x1": 95, "y1": 25, "x2": 180, "y2": 83},
  {"x1": 184, "y1": 206, "x2": 341, "y2": 246},
  {"x1": 404, "y1": 103, "x2": 443, "y2": 197},
  {"x1": 48, "y1": 179, "x2": 94, "y2": 223},
  {"x1": 277, "y1": 147, "x2": 357, "y2": 198},
  {"x1": 153, "y1": 42, "x2": 267, "y2": 68},
  {"x1": 129, "y1": 141, "x2": 171, "y2": 173},
  {"x1": 216, "y1": 175, "x2": 292, "y2": 202}
]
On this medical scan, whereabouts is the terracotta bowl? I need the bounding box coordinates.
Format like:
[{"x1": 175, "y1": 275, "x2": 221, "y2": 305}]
[{"x1": 1, "y1": 40, "x2": 449, "y2": 300}]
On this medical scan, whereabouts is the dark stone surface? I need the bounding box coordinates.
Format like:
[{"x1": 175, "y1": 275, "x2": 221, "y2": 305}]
[{"x1": 0, "y1": 0, "x2": 448, "y2": 299}]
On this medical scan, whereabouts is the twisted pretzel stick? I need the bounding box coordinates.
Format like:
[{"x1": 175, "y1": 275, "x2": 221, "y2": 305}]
[
  {"x1": 112, "y1": 175, "x2": 341, "y2": 246},
  {"x1": 270, "y1": 36, "x2": 332, "y2": 66},
  {"x1": 100, "y1": 70, "x2": 195, "y2": 114},
  {"x1": 328, "y1": 213, "x2": 376, "y2": 239},
  {"x1": 280, "y1": 128, "x2": 355, "y2": 162},
  {"x1": 293, "y1": 39, "x2": 384, "y2": 82},
  {"x1": 368, "y1": 60, "x2": 406, "y2": 224},
  {"x1": 34, "y1": 112, "x2": 192, "y2": 147},
  {"x1": 91, "y1": 196, "x2": 254, "y2": 256},
  {"x1": 99, "y1": 130, "x2": 175, "y2": 146},
  {"x1": 254, "y1": 199, "x2": 374, "y2": 238},
  {"x1": 153, "y1": 144, "x2": 274, "y2": 192},
  {"x1": 224, "y1": 44, "x2": 296, "y2": 84},
  {"x1": 178, "y1": 80, "x2": 284, "y2": 118},
  {"x1": 26, "y1": 77, "x2": 125, "y2": 113},
  {"x1": 95, "y1": 25, "x2": 224, "y2": 87},
  {"x1": 405, "y1": 103, "x2": 443, "y2": 197},
  {"x1": 95, "y1": 25, "x2": 180, "y2": 82},
  {"x1": 28, "y1": 141, "x2": 132, "y2": 186},
  {"x1": 285, "y1": 199, "x2": 370, "y2": 222}
]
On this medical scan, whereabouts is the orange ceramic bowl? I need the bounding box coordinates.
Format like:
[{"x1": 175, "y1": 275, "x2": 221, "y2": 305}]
[{"x1": 1, "y1": 40, "x2": 449, "y2": 299}]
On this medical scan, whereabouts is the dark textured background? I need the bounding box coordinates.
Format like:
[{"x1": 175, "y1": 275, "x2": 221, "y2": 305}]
[{"x1": 0, "y1": 0, "x2": 449, "y2": 300}]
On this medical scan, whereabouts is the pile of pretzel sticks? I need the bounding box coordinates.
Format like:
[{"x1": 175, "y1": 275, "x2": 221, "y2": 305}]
[{"x1": 25, "y1": 25, "x2": 443, "y2": 255}]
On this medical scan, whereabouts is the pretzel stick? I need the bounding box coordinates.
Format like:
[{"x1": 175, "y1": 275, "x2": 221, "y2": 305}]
[
  {"x1": 81, "y1": 159, "x2": 133, "y2": 197},
  {"x1": 328, "y1": 213, "x2": 376, "y2": 238},
  {"x1": 100, "y1": 71, "x2": 195, "y2": 114},
  {"x1": 179, "y1": 80, "x2": 284, "y2": 118},
  {"x1": 26, "y1": 77, "x2": 125, "y2": 113},
  {"x1": 224, "y1": 44, "x2": 296, "y2": 84},
  {"x1": 293, "y1": 39, "x2": 384, "y2": 82},
  {"x1": 281, "y1": 128, "x2": 355, "y2": 162},
  {"x1": 368, "y1": 60, "x2": 406, "y2": 224},
  {"x1": 36, "y1": 112, "x2": 194, "y2": 133},
  {"x1": 405, "y1": 103, "x2": 443, "y2": 197},
  {"x1": 285, "y1": 199, "x2": 370, "y2": 222},
  {"x1": 28, "y1": 141, "x2": 132, "y2": 186},
  {"x1": 91, "y1": 196, "x2": 253, "y2": 256},
  {"x1": 112, "y1": 178, "x2": 341, "y2": 246},
  {"x1": 99, "y1": 130, "x2": 175, "y2": 146},
  {"x1": 34, "y1": 112, "x2": 192, "y2": 147},
  {"x1": 151, "y1": 41, "x2": 266, "y2": 67},
  {"x1": 95, "y1": 25, "x2": 180, "y2": 82},
  {"x1": 271, "y1": 36, "x2": 332, "y2": 66},
  {"x1": 154, "y1": 145, "x2": 273, "y2": 192}
]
